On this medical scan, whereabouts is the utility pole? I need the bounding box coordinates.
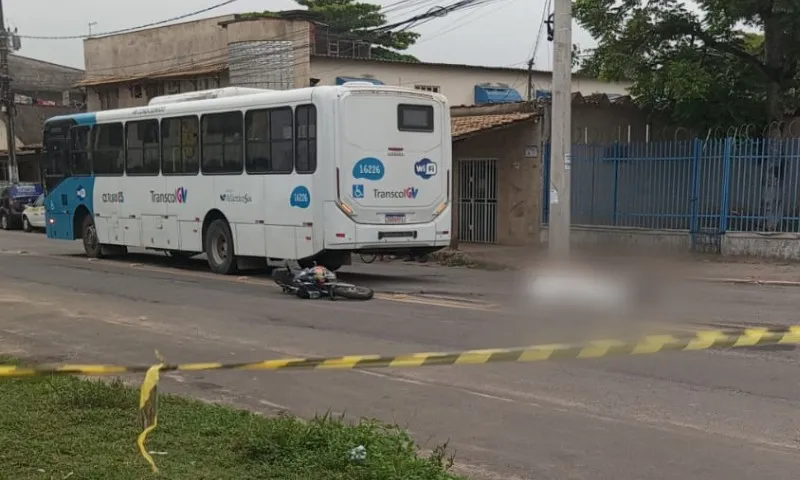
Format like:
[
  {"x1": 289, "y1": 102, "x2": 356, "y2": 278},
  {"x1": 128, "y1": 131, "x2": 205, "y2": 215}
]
[
  {"x1": 0, "y1": 0, "x2": 16, "y2": 183},
  {"x1": 548, "y1": 0, "x2": 571, "y2": 258},
  {"x1": 526, "y1": 58, "x2": 533, "y2": 101}
]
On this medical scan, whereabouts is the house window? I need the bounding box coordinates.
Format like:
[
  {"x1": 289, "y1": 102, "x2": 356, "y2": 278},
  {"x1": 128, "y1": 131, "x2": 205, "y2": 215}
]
[
  {"x1": 144, "y1": 83, "x2": 163, "y2": 99},
  {"x1": 166, "y1": 81, "x2": 181, "y2": 95},
  {"x1": 132, "y1": 85, "x2": 143, "y2": 99},
  {"x1": 197, "y1": 77, "x2": 219, "y2": 90},
  {"x1": 415, "y1": 85, "x2": 440, "y2": 93},
  {"x1": 98, "y1": 88, "x2": 119, "y2": 109}
]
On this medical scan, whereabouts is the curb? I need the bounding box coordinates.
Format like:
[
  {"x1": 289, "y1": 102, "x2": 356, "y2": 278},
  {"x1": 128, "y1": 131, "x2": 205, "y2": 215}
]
[{"x1": 693, "y1": 277, "x2": 800, "y2": 287}]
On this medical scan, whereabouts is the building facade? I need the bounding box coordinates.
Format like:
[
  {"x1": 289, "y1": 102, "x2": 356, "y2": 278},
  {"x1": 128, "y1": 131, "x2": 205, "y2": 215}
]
[
  {"x1": 77, "y1": 13, "x2": 653, "y2": 247},
  {"x1": 10, "y1": 54, "x2": 84, "y2": 107},
  {"x1": 309, "y1": 56, "x2": 629, "y2": 107},
  {"x1": 79, "y1": 12, "x2": 630, "y2": 111},
  {"x1": 1, "y1": 55, "x2": 84, "y2": 183}
]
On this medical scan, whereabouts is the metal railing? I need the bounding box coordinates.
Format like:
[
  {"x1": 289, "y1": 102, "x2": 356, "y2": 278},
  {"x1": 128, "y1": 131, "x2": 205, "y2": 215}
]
[{"x1": 543, "y1": 137, "x2": 800, "y2": 233}]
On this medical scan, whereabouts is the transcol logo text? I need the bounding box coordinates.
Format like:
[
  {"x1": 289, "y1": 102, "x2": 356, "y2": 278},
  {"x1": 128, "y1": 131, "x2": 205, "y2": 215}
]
[{"x1": 150, "y1": 187, "x2": 188, "y2": 204}]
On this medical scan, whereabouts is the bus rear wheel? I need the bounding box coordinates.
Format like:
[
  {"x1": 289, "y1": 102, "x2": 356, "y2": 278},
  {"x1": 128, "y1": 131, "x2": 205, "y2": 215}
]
[
  {"x1": 82, "y1": 215, "x2": 103, "y2": 258},
  {"x1": 205, "y1": 219, "x2": 238, "y2": 275}
]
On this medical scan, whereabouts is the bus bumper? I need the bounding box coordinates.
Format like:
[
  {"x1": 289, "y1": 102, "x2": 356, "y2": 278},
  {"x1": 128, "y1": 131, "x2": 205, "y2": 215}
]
[{"x1": 323, "y1": 201, "x2": 451, "y2": 250}]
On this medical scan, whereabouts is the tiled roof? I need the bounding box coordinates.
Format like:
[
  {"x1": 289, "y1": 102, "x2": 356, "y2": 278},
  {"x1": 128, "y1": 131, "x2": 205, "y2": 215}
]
[
  {"x1": 77, "y1": 64, "x2": 227, "y2": 87},
  {"x1": 10, "y1": 54, "x2": 83, "y2": 93},
  {"x1": 452, "y1": 112, "x2": 537, "y2": 139}
]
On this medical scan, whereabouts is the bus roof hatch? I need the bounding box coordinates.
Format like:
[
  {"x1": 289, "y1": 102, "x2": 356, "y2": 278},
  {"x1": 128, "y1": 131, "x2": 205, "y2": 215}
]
[{"x1": 148, "y1": 87, "x2": 271, "y2": 106}]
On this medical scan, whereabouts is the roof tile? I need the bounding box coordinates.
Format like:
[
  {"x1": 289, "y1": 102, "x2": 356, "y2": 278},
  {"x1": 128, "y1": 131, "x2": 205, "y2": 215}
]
[{"x1": 452, "y1": 112, "x2": 536, "y2": 139}]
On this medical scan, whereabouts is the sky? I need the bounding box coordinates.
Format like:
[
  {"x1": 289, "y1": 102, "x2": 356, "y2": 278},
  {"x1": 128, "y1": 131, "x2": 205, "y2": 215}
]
[{"x1": 5, "y1": 0, "x2": 598, "y2": 72}]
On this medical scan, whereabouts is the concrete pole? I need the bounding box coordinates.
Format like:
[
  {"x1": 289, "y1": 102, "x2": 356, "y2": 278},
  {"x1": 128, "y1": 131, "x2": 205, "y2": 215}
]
[
  {"x1": 548, "y1": 0, "x2": 572, "y2": 258},
  {"x1": 0, "y1": 0, "x2": 16, "y2": 183}
]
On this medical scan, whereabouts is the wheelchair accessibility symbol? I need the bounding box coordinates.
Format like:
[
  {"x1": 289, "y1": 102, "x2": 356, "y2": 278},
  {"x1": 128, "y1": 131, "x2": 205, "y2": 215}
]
[{"x1": 352, "y1": 184, "x2": 365, "y2": 199}]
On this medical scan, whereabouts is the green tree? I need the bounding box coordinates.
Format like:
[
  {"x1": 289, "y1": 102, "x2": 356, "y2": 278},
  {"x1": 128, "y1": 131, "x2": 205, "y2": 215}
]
[
  {"x1": 574, "y1": 0, "x2": 800, "y2": 132},
  {"x1": 296, "y1": 0, "x2": 421, "y2": 62}
]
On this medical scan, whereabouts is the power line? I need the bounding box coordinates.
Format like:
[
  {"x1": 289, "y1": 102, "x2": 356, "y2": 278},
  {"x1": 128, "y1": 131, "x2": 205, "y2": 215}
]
[
  {"x1": 17, "y1": 0, "x2": 240, "y2": 40},
  {"x1": 414, "y1": 0, "x2": 517, "y2": 45},
  {"x1": 373, "y1": 0, "x2": 501, "y2": 33},
  {"x1": 71, "y1": 0, "x2": 506, "y2": 78},
  {"x1": 18, "y1": 0, "x2": 442, "y2": 42},
  {"x1": 528, "y1": 0, "x2": 552, "y2": 64},
  {"x1": 12, "y1": 0, "x2": 523, "y2": 93}
]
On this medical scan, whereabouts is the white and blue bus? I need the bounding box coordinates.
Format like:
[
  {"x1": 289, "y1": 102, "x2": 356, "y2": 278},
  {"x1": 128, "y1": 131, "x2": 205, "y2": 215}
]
[{"x1": 42, "y1": 84, "x2": 452, "y2": 274}]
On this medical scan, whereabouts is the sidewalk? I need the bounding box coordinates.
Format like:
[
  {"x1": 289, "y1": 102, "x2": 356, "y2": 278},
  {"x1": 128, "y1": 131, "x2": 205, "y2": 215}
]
[{"x1": 439, "y1": 244, "x2": 800, "y2": 285}]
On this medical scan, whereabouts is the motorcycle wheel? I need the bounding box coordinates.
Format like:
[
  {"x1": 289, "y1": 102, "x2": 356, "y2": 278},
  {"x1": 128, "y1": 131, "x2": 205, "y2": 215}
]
[{"x1": 331, "y1": 284, "x2": 374, "y2": 300}]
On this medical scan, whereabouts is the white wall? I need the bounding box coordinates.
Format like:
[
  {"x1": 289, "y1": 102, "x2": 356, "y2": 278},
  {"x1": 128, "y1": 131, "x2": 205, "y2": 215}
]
[
  {"x1": 0, "y1": 118, "x2": 26, "y2": 151},
  {"x1": 310, "y1": 56, "x2": 631, "y2": 106}
]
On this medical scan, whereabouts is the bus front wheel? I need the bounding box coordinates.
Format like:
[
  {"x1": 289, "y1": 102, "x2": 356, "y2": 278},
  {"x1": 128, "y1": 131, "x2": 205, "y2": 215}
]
[{"x1": 205, "y1": 219, "x2": 238, "y2": 275}]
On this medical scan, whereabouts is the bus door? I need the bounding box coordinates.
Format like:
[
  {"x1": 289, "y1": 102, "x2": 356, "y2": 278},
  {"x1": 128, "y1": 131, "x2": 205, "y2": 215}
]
[{"x1": 43, "y1": 124, "x2": 75, "y2": 240}]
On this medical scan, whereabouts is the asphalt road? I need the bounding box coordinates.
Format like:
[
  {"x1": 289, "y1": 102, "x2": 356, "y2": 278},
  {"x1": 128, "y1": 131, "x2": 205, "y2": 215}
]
[{"x1": 0, "y1": 231, "x2": 798, "y2": 480}]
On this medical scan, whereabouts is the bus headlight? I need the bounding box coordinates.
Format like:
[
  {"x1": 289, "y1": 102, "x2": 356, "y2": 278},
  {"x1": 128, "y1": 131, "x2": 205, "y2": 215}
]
[{"x1": 433, "y1": 201, "x2": 449, "y2": 217}]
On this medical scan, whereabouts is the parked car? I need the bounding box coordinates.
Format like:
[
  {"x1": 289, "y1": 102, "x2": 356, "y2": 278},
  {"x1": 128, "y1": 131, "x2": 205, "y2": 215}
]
[
  {"x1": 22, "y1": 193, "x2": 46, "y2": 232},
  {"x1": 0, "y1": 183, "x2": 44, "y2": 230}
]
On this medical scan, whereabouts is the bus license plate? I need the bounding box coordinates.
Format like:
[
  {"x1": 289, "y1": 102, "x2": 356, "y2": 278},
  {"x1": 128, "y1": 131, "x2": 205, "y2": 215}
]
[{"x1": 385, "y1": 214, "x2": 406, "y2": 224}]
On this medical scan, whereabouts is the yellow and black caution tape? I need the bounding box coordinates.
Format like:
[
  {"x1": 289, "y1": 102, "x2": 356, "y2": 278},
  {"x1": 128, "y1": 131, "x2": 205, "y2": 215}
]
[
  {"x1": 138, "y1": 363, "x2": 162, "y2": 473},
  {"x1": 1, "y1": 326, "x2": 798, "y2": 472},
  {"x1": 137, "y1": 351, "x2": 165, "y2": 473},
  {"x1": 0, "y1": 326, "x2": 798, "y2": 379}
]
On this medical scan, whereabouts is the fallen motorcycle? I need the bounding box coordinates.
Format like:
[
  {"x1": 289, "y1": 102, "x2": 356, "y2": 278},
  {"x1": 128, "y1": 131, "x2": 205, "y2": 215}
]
[{"x1": 272, "y1": 265, "x2": 374, "y2": 300}]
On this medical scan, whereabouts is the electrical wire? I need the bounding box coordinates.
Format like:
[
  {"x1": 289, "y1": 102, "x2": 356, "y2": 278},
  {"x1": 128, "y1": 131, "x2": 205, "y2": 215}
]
[
  {"x1": 527, "y1": 0, "x2": 552, "y2": 65},
  {"x1": 372, "y1": 0, "x2": 501, "y2": 33},
  {"x1": 14, "y1": 0, "x2": 527, "y2": 97},
  {"x1": 414, "y1": 0, "x2": 517, "y2": 45},
  {"x1": 17, "y1": 0, "x2": 241, "y2": 40},
  {"x1": 18, "y1": 0, "x2": 446, "y2": 42},
  {"x1": 58, "y1": 0, "x2": 507, "y2": 78}
]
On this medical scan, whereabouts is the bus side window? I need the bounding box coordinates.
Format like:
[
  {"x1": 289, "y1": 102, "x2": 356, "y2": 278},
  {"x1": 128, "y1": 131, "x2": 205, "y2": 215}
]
[
  {"x1": 161, "y1": 116, "x2": 199, "y2": 175},
  {"x1": 269, "y1": 108, "x2": 293, "y2": 173},
  {"x1": 201, "y1": 111, "x2": 243, "y2": 175},
  {"x1": 245, "y1": 107, "x2": 293, "y2": 174},
  {"x1": 126, "y1": 120, "x2": 160, "y2": 176},
  {"x1": 92, "y1": 123, "x2": 124, "y2": 176},
  {"x1": 245, "y1": 109, "x2": 269, "y2": 174},
  {"x1": 295, "y1": 104, "x2": 316, "y2": 174},
  {"x1": 68, "y1": 126, "x2": 92, "y2": 176}
]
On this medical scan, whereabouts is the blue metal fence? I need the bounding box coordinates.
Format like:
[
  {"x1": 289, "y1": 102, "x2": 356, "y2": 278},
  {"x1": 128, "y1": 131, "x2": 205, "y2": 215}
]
[{"x1": 543, "y1": 137, "x2": 800, "y2": 233}]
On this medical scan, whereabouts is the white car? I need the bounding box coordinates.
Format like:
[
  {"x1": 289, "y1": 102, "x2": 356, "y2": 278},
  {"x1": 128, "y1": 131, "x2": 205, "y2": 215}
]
[{"x1": 22, "y1": 194, "x2": 46, "y2": 232}]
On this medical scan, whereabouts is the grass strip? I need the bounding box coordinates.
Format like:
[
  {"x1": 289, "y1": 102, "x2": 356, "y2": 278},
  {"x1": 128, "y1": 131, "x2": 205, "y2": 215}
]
[{"x1": 0, "y1": 363, "x2": 464, "y2": 479}]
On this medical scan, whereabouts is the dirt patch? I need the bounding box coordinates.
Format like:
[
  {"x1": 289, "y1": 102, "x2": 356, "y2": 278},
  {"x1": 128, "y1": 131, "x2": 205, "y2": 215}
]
[{"x1": 428, "y1": 249, "x2": 510, "y2": 270}]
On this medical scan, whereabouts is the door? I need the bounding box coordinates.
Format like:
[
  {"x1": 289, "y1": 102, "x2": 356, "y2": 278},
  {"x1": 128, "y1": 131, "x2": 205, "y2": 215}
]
[
  {"x1": 457, "y1": 158, "x2": 498, "y2": 243},
  {"x1": 28, "y1": 194, "x2": 46, "y2": 228}
]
